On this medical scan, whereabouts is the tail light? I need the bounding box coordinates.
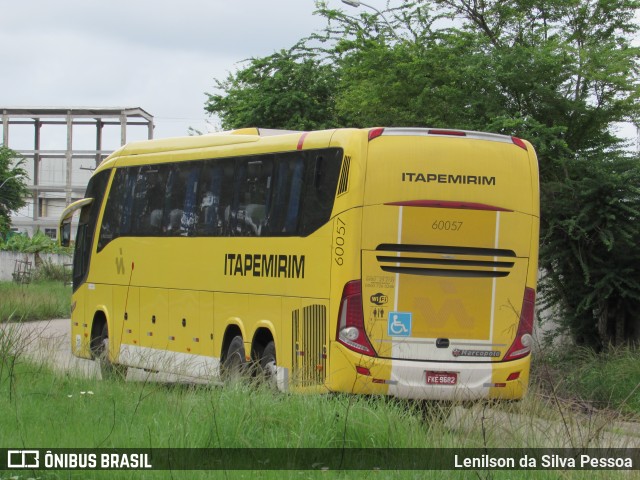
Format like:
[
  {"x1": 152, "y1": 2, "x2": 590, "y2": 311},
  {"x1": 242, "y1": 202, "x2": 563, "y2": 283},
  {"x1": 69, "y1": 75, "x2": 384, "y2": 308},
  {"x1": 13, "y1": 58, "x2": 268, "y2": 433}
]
[
  {"x1": 368, "y1": 128, "x2": 385, "y2": 141},
  {"x1": 503, "y1": 288, "x2": 536, "y2": 361},
  {"x1": 336, "y1": 280, "x2": 376, "y2": 356},
  {"x1": 428, "y1": 129, "x2": 466, "y2": 136},
  {"x1": 511, "y1": 136, "x2": 528, "y2": 151}
]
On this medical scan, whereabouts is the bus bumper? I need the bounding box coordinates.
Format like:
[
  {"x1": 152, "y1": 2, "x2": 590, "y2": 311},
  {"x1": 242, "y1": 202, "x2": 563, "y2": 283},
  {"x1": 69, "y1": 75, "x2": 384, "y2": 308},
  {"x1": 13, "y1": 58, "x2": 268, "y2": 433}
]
[{"x1": 327, "y1": 342, "x2": 530, "y2": 400}]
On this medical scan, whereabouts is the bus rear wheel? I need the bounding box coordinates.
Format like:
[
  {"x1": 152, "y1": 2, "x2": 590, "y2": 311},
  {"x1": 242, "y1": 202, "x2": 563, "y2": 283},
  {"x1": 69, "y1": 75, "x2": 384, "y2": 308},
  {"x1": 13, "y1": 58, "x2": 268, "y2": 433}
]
[
  {"x1": 259, "y1": 341, "x2": 277, "y2": 389},
  {"x1": 95, "y1": 323, "x2": 127, "y2": 380},
  {"x1": 221, "y1": 335, "x2": 247, "y2": 383}
]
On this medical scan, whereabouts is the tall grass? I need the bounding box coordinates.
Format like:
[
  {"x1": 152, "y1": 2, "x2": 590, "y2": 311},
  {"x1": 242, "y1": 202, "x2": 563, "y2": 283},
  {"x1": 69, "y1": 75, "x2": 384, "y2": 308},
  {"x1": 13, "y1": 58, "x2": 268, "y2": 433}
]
[
  {"x1": 0, "y1": 293, "x2": 638, "y2": 479},
  {"x1": 0, "y1": 357, "x2": 635, "y2": 479},
  {"x1": 0, "y1": 281, "x2": 71, "y2": 322},
  {"x1": 536, "y1": 345, "x2": 640, "y2": 415},
  {"x1": 32, "y1": 258, "x2": 71, "y2": 283}
]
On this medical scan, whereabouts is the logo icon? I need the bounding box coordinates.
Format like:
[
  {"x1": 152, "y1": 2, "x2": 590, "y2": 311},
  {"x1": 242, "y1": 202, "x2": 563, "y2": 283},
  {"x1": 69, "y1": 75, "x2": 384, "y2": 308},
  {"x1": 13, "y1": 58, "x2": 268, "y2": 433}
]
[
  {"x1": 7, "y1": 450, "x2": 39, "y2": 469},
  {"x1": 370, "y1": 293, "x2": 389, "y2": 305},
  {"x1": 452, "y1": 349, "x2": 500, "y2": 358},
  {"x1": 388, "y1": 312, "x2": 412, "y2": 337}
]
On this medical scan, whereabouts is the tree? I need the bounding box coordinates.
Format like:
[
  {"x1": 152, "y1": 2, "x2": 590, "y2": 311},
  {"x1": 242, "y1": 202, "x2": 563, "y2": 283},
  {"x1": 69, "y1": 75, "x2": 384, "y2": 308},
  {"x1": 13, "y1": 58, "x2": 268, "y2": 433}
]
[
  {"x1": 0, "y1": 146, "x2": 29, "y2": 237},
  {"x1": 206, "y1": 0, "x2": 640, "y2": 346},
  {"x1": 321, "y1": 0, "x2": 640, "y2": 347},
  {"x1": 205, "y1": 48, "x2": 339, "y2": 130}
]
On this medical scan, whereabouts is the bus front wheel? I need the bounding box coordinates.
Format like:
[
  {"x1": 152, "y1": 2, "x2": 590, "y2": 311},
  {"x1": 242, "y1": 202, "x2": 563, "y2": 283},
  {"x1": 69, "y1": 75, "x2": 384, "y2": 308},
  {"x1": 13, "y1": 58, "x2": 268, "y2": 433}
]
[{"x1": 95, "y1": 323, "x2": 127, "y2": 381}]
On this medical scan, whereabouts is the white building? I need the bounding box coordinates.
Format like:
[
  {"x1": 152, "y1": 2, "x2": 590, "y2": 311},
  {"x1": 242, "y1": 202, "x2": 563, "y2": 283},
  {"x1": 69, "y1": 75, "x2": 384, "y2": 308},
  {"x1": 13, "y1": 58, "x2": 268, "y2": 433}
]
[{"x1": 2, "y1": 107, "x2": 154, "y2": 238}]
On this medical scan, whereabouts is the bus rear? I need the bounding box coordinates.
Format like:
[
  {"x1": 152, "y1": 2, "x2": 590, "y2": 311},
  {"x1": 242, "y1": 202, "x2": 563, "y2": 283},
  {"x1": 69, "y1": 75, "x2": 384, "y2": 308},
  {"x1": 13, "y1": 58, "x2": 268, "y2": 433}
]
[{"x1": 330, "y1": 128, "x2": 539, "y2": 400}]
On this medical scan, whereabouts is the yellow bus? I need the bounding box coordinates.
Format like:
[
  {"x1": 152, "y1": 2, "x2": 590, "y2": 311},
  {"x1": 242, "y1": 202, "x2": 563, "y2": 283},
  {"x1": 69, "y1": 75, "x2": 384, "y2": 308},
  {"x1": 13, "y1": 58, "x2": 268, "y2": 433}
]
[{"x1": 59, "y1": 127, "x2": 539, "y2": 400}]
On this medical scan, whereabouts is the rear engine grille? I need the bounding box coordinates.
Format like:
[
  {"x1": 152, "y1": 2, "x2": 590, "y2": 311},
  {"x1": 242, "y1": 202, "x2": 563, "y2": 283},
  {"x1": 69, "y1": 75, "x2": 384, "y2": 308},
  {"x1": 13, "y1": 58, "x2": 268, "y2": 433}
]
[
  {"x1": 376, "y1": 244, "x2": 516, "y2": 278},
  {"x1": 292, "y1": 305, "x2": 327, "y2": 387}
]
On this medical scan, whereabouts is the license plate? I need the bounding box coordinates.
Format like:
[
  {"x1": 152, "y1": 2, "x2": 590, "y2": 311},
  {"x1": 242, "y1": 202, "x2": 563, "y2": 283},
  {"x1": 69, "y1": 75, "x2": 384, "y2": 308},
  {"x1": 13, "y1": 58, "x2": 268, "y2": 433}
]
[{"x1": 425, "y1": 371, "x2": 458, "y2": 385}]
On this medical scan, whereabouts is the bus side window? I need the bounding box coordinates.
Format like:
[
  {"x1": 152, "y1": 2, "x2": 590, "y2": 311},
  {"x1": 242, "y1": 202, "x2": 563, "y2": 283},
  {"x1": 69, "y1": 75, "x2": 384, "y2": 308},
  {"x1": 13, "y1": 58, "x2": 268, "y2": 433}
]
[
  {"x1": 299, "y1": 149, "x2": 343, "y2": 235},
  {"x1": 98, "y1": 168, "x2": 129, "y2": 251},
  {"x1": 130, "y1": 167, "x2": 149, "y2": 235},
  {"x1": 264, "y1": 156, "x2": 304, "y2": 235},
  {"x1": 147, "y1": 165, "x2": 169, "y2": 235},
  {"x1": 162, "y1": 166, "x2": 198, "y2": 236},
  {"x1": 197, "y1": 161, "x2": 223, "y2": 236},
  {"x1": 247, "y1": 157, "x2": 272, "y2": 236},
  {"x1": 228, "y1": 160, "x2": 248, "y2": 235},
  {"x1": 284, "y1": 159, "x2": 304, "y2": 233},
  {"x1": 180, "y1": 166, "x2": 200, "y2": 236},
  {"x1": 130, "y1": 166, "x2": 167, "y2": 236},
  {"x1": 73, "y1": 169, "x2": 110, "y2": 286},
  {"x1": 224, "y1": 157, "x2": 273, "y2": 237},
  {"x1": 217, "y1": 160, "x2": 236, "y2": 236},
  {"x1": 119, "y1": 171, "x2": 136, "y2": 236}
]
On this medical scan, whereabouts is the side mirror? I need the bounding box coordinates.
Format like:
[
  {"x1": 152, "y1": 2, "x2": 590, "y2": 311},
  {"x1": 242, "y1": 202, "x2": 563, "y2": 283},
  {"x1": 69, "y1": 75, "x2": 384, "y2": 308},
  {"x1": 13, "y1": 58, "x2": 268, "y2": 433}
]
[
  {"x1": 58, "y1": 198, "x2": 94, "y2": 248},
  {"x1": 60, "y1": 220, "x2": 71, "y2": 247}
]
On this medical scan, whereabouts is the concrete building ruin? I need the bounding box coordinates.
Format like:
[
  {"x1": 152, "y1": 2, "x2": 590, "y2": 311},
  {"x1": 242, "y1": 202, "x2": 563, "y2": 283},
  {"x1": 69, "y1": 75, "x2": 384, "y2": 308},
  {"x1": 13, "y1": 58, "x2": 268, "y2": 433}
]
[{"x1": 2, "y1": 107, "x2": 154, "y2": 238}]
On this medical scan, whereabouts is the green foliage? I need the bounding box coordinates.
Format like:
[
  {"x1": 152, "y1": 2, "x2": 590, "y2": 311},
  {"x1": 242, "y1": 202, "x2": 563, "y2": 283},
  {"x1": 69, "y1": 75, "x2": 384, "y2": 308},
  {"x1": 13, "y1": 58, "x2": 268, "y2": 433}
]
[
  {"x1": 0, "y1": 281, "x2": 71, "y2": 322},
  {"x1": 541, "y1": 345, "x2": 640, "y2": 415},
  {"x1": 33, "y1": 258, "x2": 71, "y2": 282},
  {"x1": 205, "y1": 48, "x2": 339, "y2": 130},
  {"x1": 0, "y1": 145, "x2": 30, "y2": 237},
  {"x1": 0, "y1": 230, "x2": 71, "y2": 254},
  {"x1": 0, "y1": 358, "x2": 634, "y2": 478},
  {"x1": 206, "y1": 0, "x2": 640, "y2": 347},
  {"x1": 540, "y1": 152, "x2": 640, "y2": 346}
]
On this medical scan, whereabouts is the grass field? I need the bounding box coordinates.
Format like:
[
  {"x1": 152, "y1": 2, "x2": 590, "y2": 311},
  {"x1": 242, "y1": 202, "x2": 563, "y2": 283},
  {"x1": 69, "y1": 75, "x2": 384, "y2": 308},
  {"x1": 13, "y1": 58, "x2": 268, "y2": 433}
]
[
  {"x1": 0, "y1": 281, "x2": 70, "y2": 322},
  {"x1": 0, "y1": 281, "x2": 638, "y2": 479},
  {"x1": 532, "y1": 341, "x2": 640, "y2": 416},
  {"x1": 1, "y1": 329, "x2": 638, "y2": 479}
]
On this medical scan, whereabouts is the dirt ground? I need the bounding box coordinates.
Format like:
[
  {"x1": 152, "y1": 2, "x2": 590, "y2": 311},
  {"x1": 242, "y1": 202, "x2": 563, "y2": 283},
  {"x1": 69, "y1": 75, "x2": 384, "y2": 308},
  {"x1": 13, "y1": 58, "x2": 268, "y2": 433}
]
[{"x1": 3, "y1": 318, "x2": 178, "y2": 382}]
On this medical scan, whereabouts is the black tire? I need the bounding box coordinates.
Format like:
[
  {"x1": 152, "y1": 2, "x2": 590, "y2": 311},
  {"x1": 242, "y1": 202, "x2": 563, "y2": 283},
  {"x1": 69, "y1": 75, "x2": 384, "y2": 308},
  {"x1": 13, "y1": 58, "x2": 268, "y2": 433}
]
[
  {"x1": 259, "y1": 340, "x2": 278, "y2": 389},
  {"x1": 221, "y1": 335, "x2": 247, "y2": 383},
  {"x1": 95, "y1": 322, "x2": 127, "y2": 381}
]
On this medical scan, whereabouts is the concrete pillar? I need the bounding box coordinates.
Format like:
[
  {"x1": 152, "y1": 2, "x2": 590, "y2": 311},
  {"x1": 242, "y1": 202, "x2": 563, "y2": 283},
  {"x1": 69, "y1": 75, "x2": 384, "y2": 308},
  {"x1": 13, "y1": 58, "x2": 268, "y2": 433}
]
[
  {"x1": 66, "y1": 111, "x2": 73, "y2": 205},
  {"x1": 120, "y1": 112, "x2": 127, "y2": 146},
  {"x1": 96, "y1": 119, "x2": 103, "y2": 167},
  {"x1": 34, "y1": 119, "x2": 41, "y2": 187},
  {"x1": 2, "y1": 111, "x2": 8, "y2": 146}
]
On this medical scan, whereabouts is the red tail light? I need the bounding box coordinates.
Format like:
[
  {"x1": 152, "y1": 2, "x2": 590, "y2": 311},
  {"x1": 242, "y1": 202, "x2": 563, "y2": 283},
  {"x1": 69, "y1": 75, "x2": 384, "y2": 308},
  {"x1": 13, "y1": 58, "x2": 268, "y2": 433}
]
[
  {"x1": 384, "y1": 199, "x2": 512, "y2": 212},
  {"x1": 428, "y1": 129, "x2": 466, "y2": 136},
  {"x1": 503, "y1": 288, "x2": 535, "y2": 361},
  {"x1": 368, "y1": 128, "x2": 385, "y2": 141},
  {"x1": 511, "y1": 136, "x2": 528, "y2": 151},
  {"x1": 336, "y1": 280, "x2": 376, "y2": 356}
]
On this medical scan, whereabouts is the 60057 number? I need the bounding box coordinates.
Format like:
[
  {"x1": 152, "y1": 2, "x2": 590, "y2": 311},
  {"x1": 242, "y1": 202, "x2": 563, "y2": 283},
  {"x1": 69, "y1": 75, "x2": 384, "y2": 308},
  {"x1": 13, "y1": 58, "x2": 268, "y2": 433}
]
[
  {"x1": 335, "y1": 217, "x2": 346, "y2": 266},
  {"x1": 432, "y1": 220, "x2": 463, "y2": 231}
]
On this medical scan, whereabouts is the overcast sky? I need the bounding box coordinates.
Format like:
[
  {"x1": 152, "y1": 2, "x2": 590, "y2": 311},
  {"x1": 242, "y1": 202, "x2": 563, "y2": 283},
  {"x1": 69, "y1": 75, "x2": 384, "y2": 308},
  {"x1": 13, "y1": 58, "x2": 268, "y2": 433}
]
[
  {"x1": 1, "y1": 0, "x2": 332, "y2": 147},
  {"x1": 2, "y1": 1, "x2": 637, "y2": 150}
]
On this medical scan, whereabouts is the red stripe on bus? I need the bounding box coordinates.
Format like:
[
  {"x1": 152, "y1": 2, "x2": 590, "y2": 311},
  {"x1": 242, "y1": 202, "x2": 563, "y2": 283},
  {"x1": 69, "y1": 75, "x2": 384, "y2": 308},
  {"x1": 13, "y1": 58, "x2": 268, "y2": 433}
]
[{"x1": 385, "y1": 200, "x2": 513, "y2": 211}]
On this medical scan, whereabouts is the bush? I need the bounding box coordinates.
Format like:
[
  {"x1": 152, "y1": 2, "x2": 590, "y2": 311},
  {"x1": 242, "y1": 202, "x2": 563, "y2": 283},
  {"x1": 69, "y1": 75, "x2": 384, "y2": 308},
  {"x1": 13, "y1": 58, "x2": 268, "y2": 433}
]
[
  {"x1": 0, "y1": 231, "x2": 72, "y2": 254},
  {"x1": 537, "y1": 344, "x2": 640, "y2": 415},
  {"x1": 0, "y1": 281, "x2": 71, "y2": 322},
  {"x1": 33, "y1": 258, "x2": 71, "y2": 283}
]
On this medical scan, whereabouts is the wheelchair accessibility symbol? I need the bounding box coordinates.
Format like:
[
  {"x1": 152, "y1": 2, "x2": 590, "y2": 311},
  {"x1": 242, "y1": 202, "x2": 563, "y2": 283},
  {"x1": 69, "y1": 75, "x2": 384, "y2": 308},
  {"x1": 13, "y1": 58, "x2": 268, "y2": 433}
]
[{"x1": 388, "y1": 312, "x2": 412, "y2": 337}]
